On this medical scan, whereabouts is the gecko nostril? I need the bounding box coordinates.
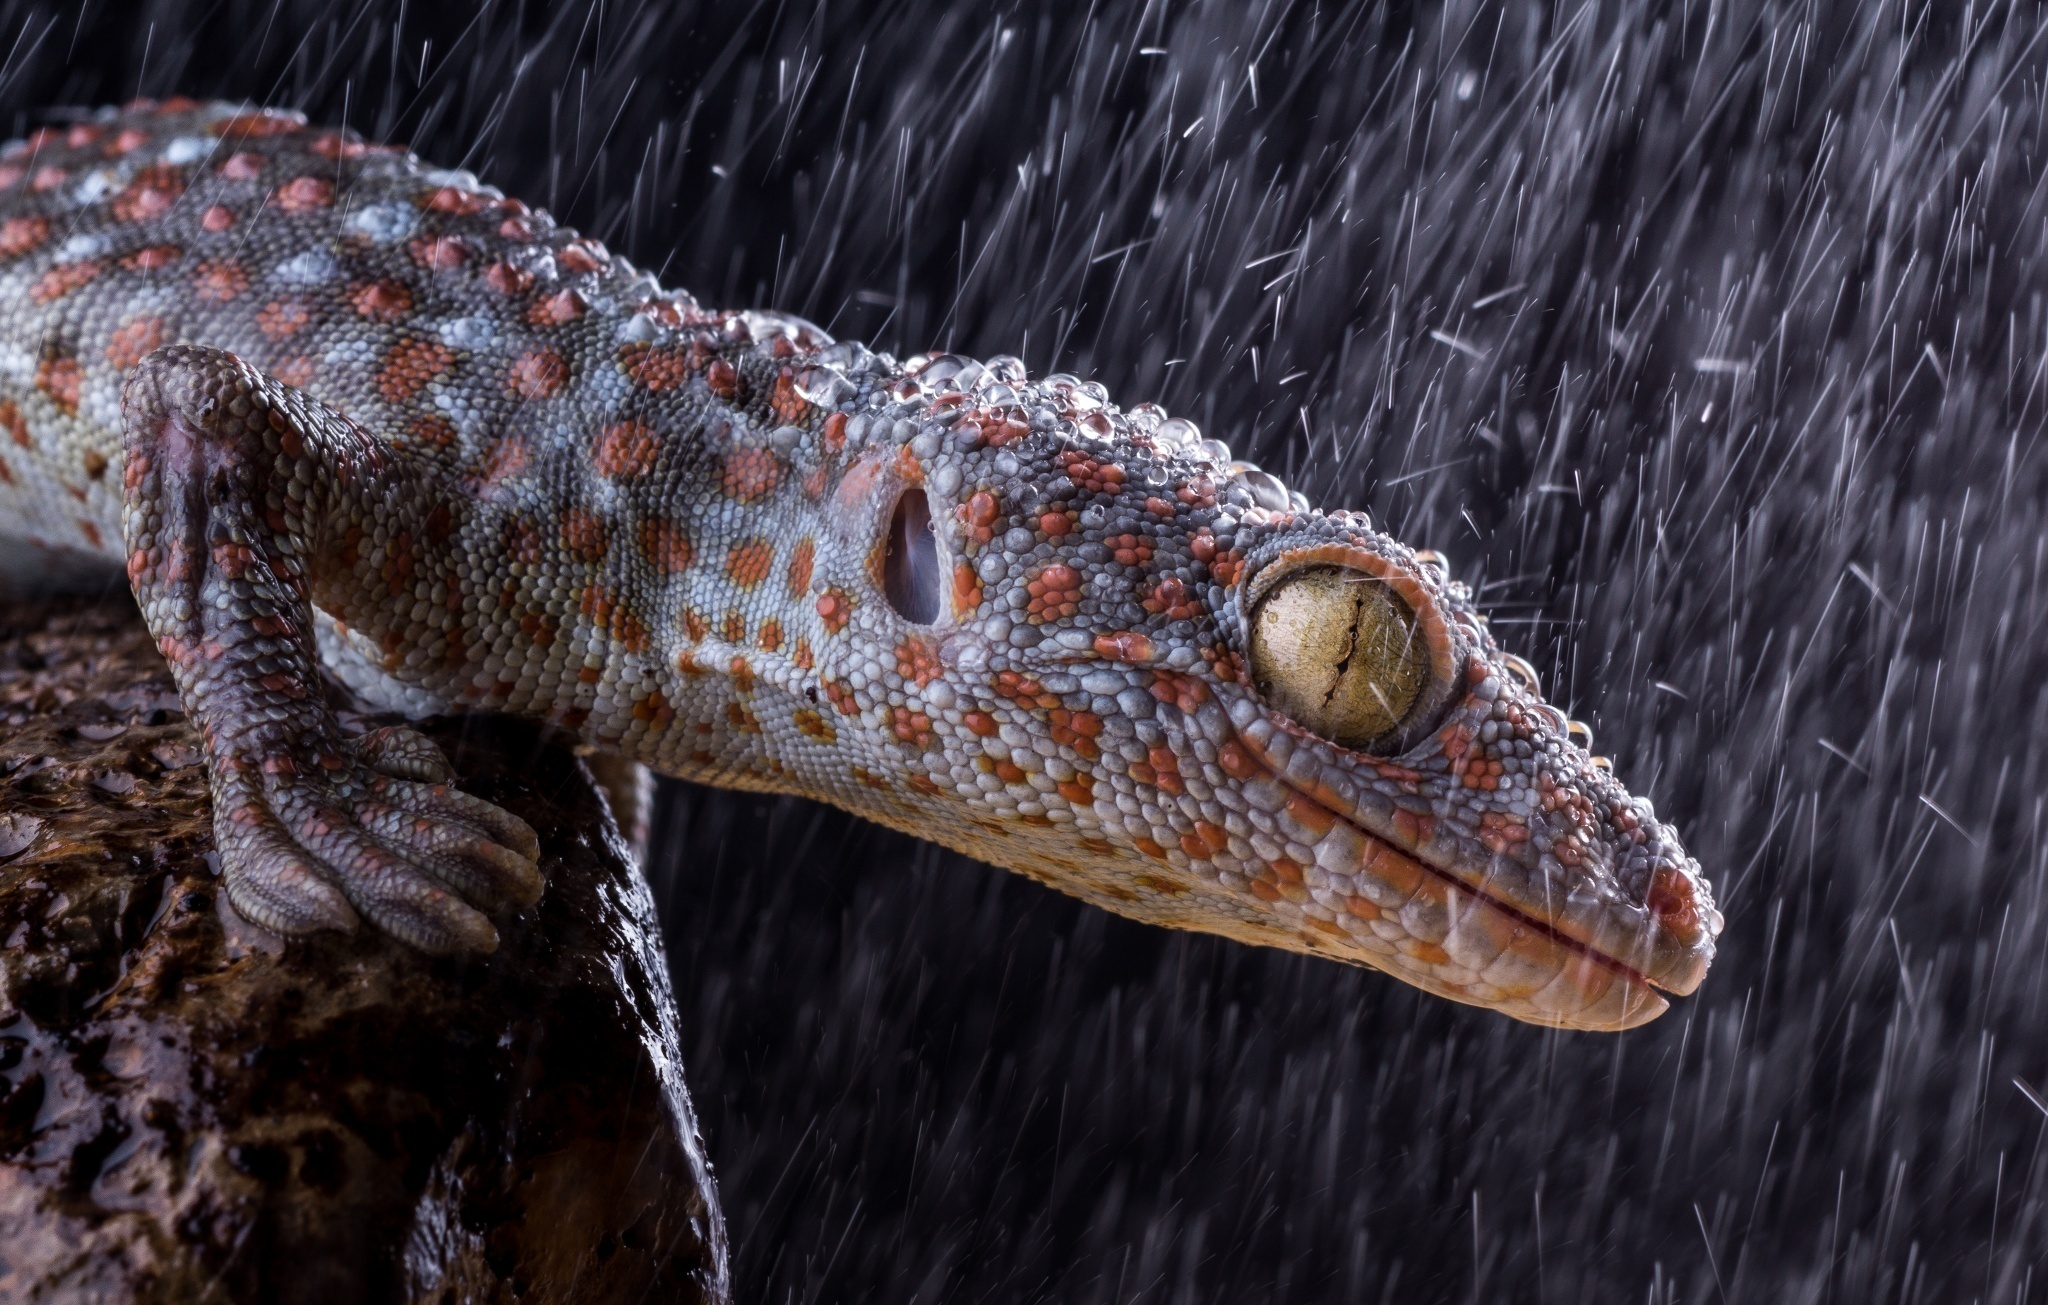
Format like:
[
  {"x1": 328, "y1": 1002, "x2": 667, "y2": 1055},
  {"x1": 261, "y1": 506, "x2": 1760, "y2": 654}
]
[{"x1": 883, "y1": 488, "x2": 940, "y2": 624}]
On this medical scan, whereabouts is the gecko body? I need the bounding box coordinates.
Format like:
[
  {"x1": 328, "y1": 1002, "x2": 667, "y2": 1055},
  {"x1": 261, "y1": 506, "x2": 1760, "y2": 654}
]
[{"x1": 0, "y1": 100, "x2": 1718, "y2": 1030}]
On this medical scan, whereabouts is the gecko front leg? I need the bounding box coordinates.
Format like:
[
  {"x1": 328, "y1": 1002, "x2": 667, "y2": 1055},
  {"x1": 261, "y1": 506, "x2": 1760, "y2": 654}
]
[{"x1": 120, "y1": 345, "x2": 542, "y2": 952}]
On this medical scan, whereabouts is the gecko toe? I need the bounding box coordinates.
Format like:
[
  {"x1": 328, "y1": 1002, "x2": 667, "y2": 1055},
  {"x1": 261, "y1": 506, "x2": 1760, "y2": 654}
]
[
  {"x1": 353, "y1": 795, "x2": 545, "y2": 909},
  {"x1": 395, "y1": 781, "x2": 542, "y2": 864},
  {"x1": 280, "y1": 812, "x2": 502, "y2": 954},
  {"x1": 216, "y1": 812, "x2": 363, "y2": 936},
  {"x1": 354, "y1": 724, "x2": 455, "y2": 783}
]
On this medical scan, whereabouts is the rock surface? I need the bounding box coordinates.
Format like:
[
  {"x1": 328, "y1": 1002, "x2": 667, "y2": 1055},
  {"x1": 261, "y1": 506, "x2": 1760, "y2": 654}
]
[{"x1": 0, "y1": 594, "x2": 727, "y2": 1304}]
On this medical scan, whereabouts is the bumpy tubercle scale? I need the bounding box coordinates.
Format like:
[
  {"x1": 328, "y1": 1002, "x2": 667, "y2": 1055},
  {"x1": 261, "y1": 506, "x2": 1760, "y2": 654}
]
[{"x1": 0, "y1": 100, "x2": 1721, "y2": 1031}]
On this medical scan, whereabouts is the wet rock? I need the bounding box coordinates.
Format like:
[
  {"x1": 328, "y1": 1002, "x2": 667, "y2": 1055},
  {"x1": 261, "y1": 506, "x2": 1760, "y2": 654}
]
[{"x1": 0, "y1": 595, "x2": 727, "y2": 1304}]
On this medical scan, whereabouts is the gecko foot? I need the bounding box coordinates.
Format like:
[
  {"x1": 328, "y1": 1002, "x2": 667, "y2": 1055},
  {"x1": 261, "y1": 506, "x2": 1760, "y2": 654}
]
[{"x1": 213, "y1": 725, "x2": 543, "y2": 954}]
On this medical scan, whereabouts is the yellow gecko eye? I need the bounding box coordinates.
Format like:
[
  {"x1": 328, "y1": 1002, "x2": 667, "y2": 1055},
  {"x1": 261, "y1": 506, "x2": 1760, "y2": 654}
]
[{"x1": 1248, "y1": 565, "x2": 1428, "y2": 750}]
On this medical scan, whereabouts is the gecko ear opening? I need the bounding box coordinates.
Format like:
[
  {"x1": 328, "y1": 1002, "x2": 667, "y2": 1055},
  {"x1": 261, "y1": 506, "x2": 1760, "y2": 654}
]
[{"x1": 883, "y1": 488, "x2": 941, "y2": 624}]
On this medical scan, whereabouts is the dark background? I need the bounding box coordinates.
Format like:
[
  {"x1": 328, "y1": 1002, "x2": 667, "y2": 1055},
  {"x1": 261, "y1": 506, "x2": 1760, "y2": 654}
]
[{"x1": 11, "y1": 0, "x2": 2048, "y2": 1300}]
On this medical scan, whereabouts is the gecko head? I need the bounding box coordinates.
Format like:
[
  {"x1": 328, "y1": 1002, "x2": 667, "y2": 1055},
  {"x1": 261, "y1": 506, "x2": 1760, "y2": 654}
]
[{"x1": 797, "y1": 348, "x2": 1720, "y2": 1031}]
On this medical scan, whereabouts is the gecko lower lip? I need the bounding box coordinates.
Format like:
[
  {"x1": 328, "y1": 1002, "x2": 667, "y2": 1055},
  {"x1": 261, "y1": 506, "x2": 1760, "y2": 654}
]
[{"x1": 1233, "y1": 727, "x2": 1682, "y2": 1022}]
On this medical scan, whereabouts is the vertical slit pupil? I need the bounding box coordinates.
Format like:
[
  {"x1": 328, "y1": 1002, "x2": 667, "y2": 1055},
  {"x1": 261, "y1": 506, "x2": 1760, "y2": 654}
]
[{"x1": 884, "y1": 489, "x2": 940, "y2": 624}]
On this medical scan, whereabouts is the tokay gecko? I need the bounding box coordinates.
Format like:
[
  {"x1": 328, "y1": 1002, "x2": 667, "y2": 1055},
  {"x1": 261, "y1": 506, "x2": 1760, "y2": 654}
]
[{"x1": 0, "y1": 100, "x2": 1719, "y2": 1031}]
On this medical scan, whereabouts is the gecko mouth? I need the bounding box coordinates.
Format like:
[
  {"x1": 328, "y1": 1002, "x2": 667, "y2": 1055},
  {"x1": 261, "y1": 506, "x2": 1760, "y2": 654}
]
[{"x1": 1232, "y1": 719, "x2": 1700, "y2": 1032}]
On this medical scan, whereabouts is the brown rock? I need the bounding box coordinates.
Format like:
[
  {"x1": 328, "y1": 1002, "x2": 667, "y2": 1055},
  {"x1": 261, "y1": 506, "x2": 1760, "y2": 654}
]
[{"x1": 0, "y1": 595, "x2": 728, "y2": 1303}]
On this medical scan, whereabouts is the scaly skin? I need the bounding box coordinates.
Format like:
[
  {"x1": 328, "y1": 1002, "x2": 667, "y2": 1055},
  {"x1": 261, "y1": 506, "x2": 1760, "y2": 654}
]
[{"x1": 0, "y1": 100, "x2": 1720, "y2": 1030}]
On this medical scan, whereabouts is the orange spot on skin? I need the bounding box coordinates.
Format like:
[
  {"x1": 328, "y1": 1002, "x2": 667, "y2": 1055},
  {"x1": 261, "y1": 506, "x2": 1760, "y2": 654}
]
[
  {"x1": 683, "y1": 610, "x2": 709, "y2": 644},
  {"x1": 758, "y1": 619, "x2": 784, "y2": 652},
  {"x1": 1399, "y1": 940, "x2": 1452, "y2": 966},
  {"x1": 593, "y1": 421, "x2": 660, "y2": 478},
  {"x1": 1057, "y1": 772, "x2": 1096, "y2": 805},
  {"x1": 528, "y1": 288, "x2": 586, "y2": 326},
  {"x1": 1093, "y1": 631, "x2": 1155, "y2": 664},
  {"x1": 201, "y1": 204, "x2": 235, "y2": 231},
  {"x1": 816, "y1": 589, "x2": 853, "y2": 633},
  {"x1": 637, "y1": 518, "x2": 695, "y2": 573},
  {"x1": 833, "y1": 454, "x2": 886, "y2": 514},
  {"x1": 311, "y1": 133, "x2": 368, "y2": 160},
  {"x1": 274, "y1": 355, "x2": 317, "y2": 389},
  {"x1": 217, "y1": 152, "x2": 264, "y2": 181},
  {"x1": 508, "y1": 348, "x2": 568, "y2": 399},
  {"x1": 275, "y1": 175, "x2": 335, "y2": 214},
  {"x1": 36, "y1": 355, "x2": 80, "y2": 414},
  {"x1": 378, "y1": 338, "x2": 455, "y2": 402},
  {"x1": 467, "y1": 437, "x2": 529, "y2": 496},
  {"x1": 770, "y1": 371, "x2": 808, "y2": 424},
  {"x1": 617, "y1": 343, "x2": 693, "y2": 390},
  {"x1": 706, "y1": 358, "x2": 739, "y2": 398},
  {"x1": 1057, "y1": 450, "x2": 1129, "y2": 493},
  {"x1": 721, "y1": 447, "x2": 783, "y2": 503},
  {"x1": 795, "y1": 709, "x2": 836, "y2": 743},
  {"x1": 1, "y1": 401, "x2": 31, "y2": 448},
  {"x1": 1146, "y1": 670, "x2": 1210, "y2": 713},
  {"x1": 29, "y1": 167, "x2": 66, "y2": 192},
  {"x1": 561, "y1": 508, "x2": 608, "y2": 562},
  {"x1": 1142, "y1": 576, "x2": 1204, "y2": 620},
  {"x1": 888, "y1": 704, "x2": 937, "y2": 748},
  {"x1": 1647, "y1": 866, "x2": 1703, "y2": 939},
  {"x1": 256, "y1": 298, "x2": 314, "y2": 339},
  {"x1": 822, "y1": 411, "x2": 848, "y2": 453},
  {"x1": 0, "y1": 216, "x2": 47, "y2": 258},
  {"x1": 964, "y1": 712, "x2": 999, "y2": 737},
  {"x1": 991, "y1": 670, "x2": 1059, "y2": 710},
  {"x1": 786, "y1": 538, "x2": 815, "y2": 597},
  {"x1": 120, "y1": 245, "x2": 182, "y2": 272},
  {"x1": 484, "y1": 261, "x2": 534, "y2": 295},
  {"x1": 580, "y1": 585, "x2": 650, "y2": 652},
  {"x1": 894, "y1": 637, "x2": 942, "y2": 686},
  {"x1": 632, "y1": 690, "x2": 675, "y2": 727},
  {"x1": 1215, "y1": 741, "x2": 1264, "y2": 780},
  {"x1": 211, "y1": 112, "x2": 300, "y2": 139},
  {"x1": 409, "y1": 235, "x2": 469, "y2": 270},
  {"x1": 1104, "y1": 533, "x2": 1153, "y2": 566},
  {"x1": 350, "y1": 280, "x2": 413, "y2": 322},
  {"x1": 725, "y1": 538, "x2": 774, "y2": 587},
  {"x1": 557, "y1": 240, "x2": 608, "y2": 274},
  {"x1": 421, "y1": 185, "x2": 488, "y2": 215},
  {"x1": 191, "y1": 259, "x2": 249, "y2": 302},
  {"x1": 32, "y1": 260, "x2": 101, "y2": 302},
  {"x1": 112, "y1": 163, "x2": 186, "y2": 220},
  {"x1": 108, "y1": 128, "x2": 149, "y2": 155},
  {"x1": 953, "y1": 562, "x2": 983, "y2": 615},
  {"x1": 823, "y1": 679, "x2": 860, "y2": 715},
  {"x1": 1024, "y1": 564, "x2": 1083, "y2": 623},
  {"x1": 106, "y1": 316, "x2": 164, "y2": 369}
]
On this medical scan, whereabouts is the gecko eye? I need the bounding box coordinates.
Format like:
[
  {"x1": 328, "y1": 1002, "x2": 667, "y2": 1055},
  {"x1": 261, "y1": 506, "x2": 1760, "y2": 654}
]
[
  {"x1": 1248, "y1": 565, "x2": 1429, "y2": 751},
  {"x1": 883, "y1": 488, "x2": 941, "y2": 624}
]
